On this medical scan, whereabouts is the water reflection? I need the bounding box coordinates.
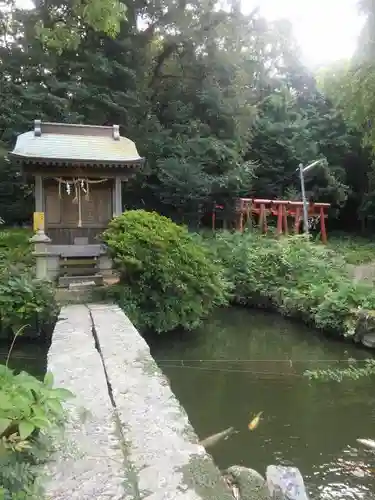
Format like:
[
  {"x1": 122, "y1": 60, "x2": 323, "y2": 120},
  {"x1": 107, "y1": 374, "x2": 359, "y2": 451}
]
[{"x1": 148, "y1": 307, "x2": 375, "y2": 499}]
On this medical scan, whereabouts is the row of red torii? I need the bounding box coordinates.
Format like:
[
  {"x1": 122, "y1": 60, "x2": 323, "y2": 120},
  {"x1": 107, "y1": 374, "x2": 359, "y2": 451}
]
[{"x1": 211, "y1": 198, "x2": 330, "y2": 243}]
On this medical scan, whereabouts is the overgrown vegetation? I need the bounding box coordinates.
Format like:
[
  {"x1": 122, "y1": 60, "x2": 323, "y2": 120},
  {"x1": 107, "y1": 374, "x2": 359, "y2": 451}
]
[
  {"x1": 328, "y1": 233, "x2": 375, "y2": 264},
  {"x1": 209, "y1": 231, "x2": 375, "y2": 336},
  {"x1": 0, "y1": 325, "x2": 74, "y2": 499},
  {"x1": 102, "y1": 210, "x2": 375, "y2": 340},
  {"x1": 0, "y1": 229, "x2": 33, "y2": 269},
  {"x1": 0, "y1": 228, "x2": 57, "y2": 340},
  {"x1": 0, "y1": 368, "x2": 73, "y2": 498},
  {"x1": 103, "y1": 210, "x2": 229, "y2": 333},
  {"x1": 0, "y1": 269, "x2": 58, "y2": 340},
  {"x1": 0, "y1": 229, "x2": 61, "y2": 493}
]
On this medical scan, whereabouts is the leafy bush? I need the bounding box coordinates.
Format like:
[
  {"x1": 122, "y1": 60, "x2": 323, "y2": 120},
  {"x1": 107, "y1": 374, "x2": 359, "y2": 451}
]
[
  {"x1": 0, "y1": 269, "x2": 58, "y2": 339},
  {"x1": 0, "y1": 366, "x2": 73, "y2": 441},
  {"x1": 0, "y1": 364, "x2": 73, "y2": 499},
  {"x1": 0, "y1": 229, "x2": 33, "y2": 270},
  {"x1": 102, "y1": 210, "x2": 229, "y2": 333},
  {"x1": 211, "y1": 231, "x2": 375, "y2": 337}
]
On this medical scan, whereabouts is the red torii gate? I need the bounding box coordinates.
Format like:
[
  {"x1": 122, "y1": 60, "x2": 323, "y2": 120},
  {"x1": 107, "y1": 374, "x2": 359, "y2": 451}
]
[{"x1": 232, "y1": 198, "x2": 330, "y2": 243}]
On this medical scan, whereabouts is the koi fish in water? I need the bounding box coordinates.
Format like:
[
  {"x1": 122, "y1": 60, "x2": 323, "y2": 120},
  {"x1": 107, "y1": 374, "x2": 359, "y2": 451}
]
[
  {"x1": 357, "y1": 438, "x2": 375, "y2": 451},
  {"x1": 248, "y1": 411, "x2": 263, "y2": 431},
  {"x1": 199, "y1": 427, "x2": 238, "y2": 449}
]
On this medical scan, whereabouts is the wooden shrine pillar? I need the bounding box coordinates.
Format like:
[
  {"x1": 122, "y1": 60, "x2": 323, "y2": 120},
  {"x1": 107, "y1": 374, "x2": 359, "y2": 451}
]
[
  {"x1": 253, "y1": 199, "x2": 271, "y2": 234},
  {"x1": 288, "y1": 201, "x2": 304, "y2": 234},
  {"x1": 113, "y1": 177, "x2": 122, "y2": 217},
  {"x1": 34, "y1": 175, "x2": 44, "y2": 212},
  {"x1": 314, "y1": 202, "x2": 330, "y2": 244},
  {"x1": 271, "y1": 200, "x2": 289, "y2": 236},
  {"x1": 236, "y1": 198, "x2": 252, "y2": 232}
]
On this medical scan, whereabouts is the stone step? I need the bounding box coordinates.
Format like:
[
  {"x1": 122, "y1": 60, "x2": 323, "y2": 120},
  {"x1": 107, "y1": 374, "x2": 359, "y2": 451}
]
[
  {"x1": 54, "y1": 285, "x2": 109, "y2": 304},
  {"x1": 69, "y1": 280, "x2": 97, "y2": 290},
  {"x1": 55, "y1": 288, "x2": 95, "y2": 304},
  {"x1": 60, "y1": 266, "x2": 99, "y2": 276},
  {"x1": 58, "y1": 274, "x2": 103, "y2": 288},
  {"x1": 60, "y1": 258, "x2": 99, "y2": 266}
]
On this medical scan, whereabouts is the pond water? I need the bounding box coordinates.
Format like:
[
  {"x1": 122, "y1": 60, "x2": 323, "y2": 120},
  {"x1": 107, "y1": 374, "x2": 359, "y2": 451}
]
[
  {"x1": 0, "y1": 342, "x2": 48, "y2": 379},
  {"x1": 148, "y1": 307, "x2": 375, "y2": 500}
]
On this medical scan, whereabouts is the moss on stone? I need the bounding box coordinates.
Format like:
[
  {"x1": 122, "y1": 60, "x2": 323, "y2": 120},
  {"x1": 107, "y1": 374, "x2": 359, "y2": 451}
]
[{"x1": 180, "y1": 454, "x2": 234, "y2": 500}]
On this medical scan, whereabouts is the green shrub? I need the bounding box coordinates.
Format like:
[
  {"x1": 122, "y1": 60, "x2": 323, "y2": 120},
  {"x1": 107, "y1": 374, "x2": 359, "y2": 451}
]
[
  {"x1": 0, "y1": 229, "x2": 33, "y2": 270},
  {"x1": 102, "y1": 210, "x2": 229, "y2": 333},
  {"x1": 0, "y1": 269, "x2": 58, "y2": 339},
  {"x1": 0, "y1": 365, "x2": 73, "y2": 498},
  {"x1": 0, "y1": 366, "x2": 73, "y2": 441},
  {"x1": 211, "y1": 231, "x2": 375, "y2": 337}
]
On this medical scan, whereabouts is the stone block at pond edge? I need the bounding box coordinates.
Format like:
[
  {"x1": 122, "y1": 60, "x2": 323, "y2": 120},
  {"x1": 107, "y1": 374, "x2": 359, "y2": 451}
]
[
  {"x1": 224, "y1": 465, "x2": 271, "y2": 500},
  {"x1": 352, "y1": 308, "x2": 375, "y2": 348}
]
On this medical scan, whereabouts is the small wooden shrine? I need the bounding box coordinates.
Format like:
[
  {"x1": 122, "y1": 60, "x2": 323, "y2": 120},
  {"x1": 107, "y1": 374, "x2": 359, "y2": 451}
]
[{"x1": 10, "y1": 120, "x2": 144, "y2": 286}]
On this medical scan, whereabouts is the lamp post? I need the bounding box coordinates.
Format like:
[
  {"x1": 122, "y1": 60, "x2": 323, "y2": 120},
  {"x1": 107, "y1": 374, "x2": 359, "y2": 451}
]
[{"x1": 298, "y1": 159, "x2": 325, "y2": 234}]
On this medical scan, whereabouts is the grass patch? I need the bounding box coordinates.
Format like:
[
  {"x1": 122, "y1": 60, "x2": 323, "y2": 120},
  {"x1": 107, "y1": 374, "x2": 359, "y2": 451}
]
[{"x1": 327, "y1": 233, "x2": 375, "y2": 265}]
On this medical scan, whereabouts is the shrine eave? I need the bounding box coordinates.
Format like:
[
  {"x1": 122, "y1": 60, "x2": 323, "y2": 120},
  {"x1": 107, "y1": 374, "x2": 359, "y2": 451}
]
[
  {"x1": 9, "y1": 154, "x2": 145, "y2": 169},
  {"x1": 9, "y1": 121, "x2": 145, "y2": 169}
]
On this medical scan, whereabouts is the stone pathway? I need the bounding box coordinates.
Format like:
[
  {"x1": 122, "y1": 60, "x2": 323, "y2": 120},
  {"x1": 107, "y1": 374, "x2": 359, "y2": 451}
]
[
  {"x1": 44, "y1": 304, "x2": 233, "y2": 500},
  {"x1": 45, "y1": 305, "x2": 133, "y2": 500}
]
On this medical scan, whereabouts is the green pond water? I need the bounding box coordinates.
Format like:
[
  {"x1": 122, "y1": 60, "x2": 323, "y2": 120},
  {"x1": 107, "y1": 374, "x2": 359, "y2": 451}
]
[
  {"x1": 0, "y1": 343, "x2": 47, "y2": 380},
  {"x1": 2, "y1": 309, "x2": 375, "y2": 499},
  {"x1": 148, "y1": 307, "x2": 375, "y2": 500}
]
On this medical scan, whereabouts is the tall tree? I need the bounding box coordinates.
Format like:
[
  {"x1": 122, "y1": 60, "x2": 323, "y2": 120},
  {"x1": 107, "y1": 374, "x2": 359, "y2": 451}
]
[{"x1": 0, "y1": 0, "x2": 361, "y2": 225}]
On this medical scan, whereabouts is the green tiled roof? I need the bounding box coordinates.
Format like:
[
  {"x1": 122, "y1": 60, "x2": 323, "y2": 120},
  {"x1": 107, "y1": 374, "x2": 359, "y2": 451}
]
[{"x1": 9, "y1": 121, "x2": 144, "y2": 167}]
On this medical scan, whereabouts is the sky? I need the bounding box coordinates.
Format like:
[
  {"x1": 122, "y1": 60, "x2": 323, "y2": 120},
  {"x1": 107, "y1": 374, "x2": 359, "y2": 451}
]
[{"x1": 243, "y1": 0, "x2": 366, "y2": 68}]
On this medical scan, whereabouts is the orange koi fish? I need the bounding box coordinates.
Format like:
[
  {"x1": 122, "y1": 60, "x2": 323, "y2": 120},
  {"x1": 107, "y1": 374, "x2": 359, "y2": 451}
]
[{"x1": 248, "y1": 411, "x2": 263, "y2": 431}]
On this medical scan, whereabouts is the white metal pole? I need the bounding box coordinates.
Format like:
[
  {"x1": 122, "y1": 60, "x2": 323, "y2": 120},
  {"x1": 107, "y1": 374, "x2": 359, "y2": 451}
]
[{"x1": 299, "y1": 163, "x2": 309, "y2": 234}]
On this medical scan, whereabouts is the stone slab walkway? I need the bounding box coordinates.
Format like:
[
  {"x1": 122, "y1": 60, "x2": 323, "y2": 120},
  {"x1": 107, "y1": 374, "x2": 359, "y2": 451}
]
[
  {"x1": 44, "y1": 304, "x2": 232, "y2": 500},
  {"x1": 45, "y1": 304, "x2": 134, "y2": 500}
]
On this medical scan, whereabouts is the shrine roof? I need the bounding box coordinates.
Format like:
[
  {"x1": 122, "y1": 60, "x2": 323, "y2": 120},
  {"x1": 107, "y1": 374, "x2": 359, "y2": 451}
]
[{"x1": 9, "y1": 120, "x2": 144, "y2": 168}]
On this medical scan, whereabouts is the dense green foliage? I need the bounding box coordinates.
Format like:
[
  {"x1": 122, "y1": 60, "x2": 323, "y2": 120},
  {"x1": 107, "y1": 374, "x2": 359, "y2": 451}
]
[
  {"x1": 0, "y1": 229, "x2": 62, "y2": 495},
  {"x1": 103, "y1": 210, "x2": 229, "y2": 332},
  {"x1": 0, "y1": 229, "x2": 57, "y2": 339},
  {"x1": 0, "y1": 364, "x2": 73, "y2": 499},
  {"x1": 0, "y1": 269, "x2": 57, "y2": 338},
  {"x1": 314, "y1": 1, "x2": 375, "y2": 230},
  {"x1": 0, "y1": 0, "x2": 372, "y2": 232},
  {"x1": 0, "y1": 229, "x2": 33, "y2": 269},
  {"x1": 0, "y1": 0, "x2": 374, "y2": 382},
  {"x1": 103, "y1": 211, "x2": 375, "y2": 339},
  {"x1": 0, "y1": 366, "x2": 72, "y2": 443},
  {"x1": 211, "y1": 231, "x2": 375, "y2": 336}
]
